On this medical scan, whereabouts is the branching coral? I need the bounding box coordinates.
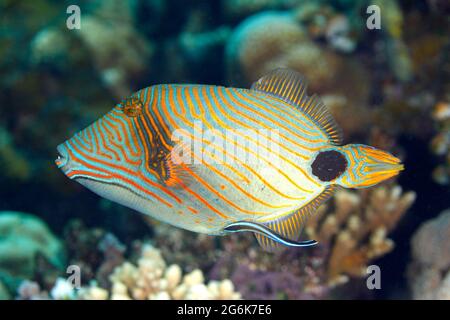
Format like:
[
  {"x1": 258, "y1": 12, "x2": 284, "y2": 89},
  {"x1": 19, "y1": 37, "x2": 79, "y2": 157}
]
[
  {"x1": 408, "y1": 209, "x2": 450, "y2": 300},
  {"x1": 7, "y1": 163, "x2": 413, "y2": 301},
  {"x1": 430, "y1": 101, "x2": 450, "y2": 185},
  {"x1": 305, "y1": 185, "x2": 416, "y2": 286},
  {"x1": 78, "y1": 244, "x2": 241, "y2": 300},
  {"x1": 147, "y1": 184, "x2": 415, "y2": 298},
  {"x1": 15, "y1": 242, "x2": 241, "y2": 300}
]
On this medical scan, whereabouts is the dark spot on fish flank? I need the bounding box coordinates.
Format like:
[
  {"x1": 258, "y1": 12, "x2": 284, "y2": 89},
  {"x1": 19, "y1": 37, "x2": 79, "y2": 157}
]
[{"x1": 311, "y1": 150, "x2": 347, "y2": 182}]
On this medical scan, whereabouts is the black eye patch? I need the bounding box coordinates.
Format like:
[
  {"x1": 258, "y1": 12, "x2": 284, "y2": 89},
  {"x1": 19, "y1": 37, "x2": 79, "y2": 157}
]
[{"x1": 311, "y1": 150, "x2": 347, "y2": 182}]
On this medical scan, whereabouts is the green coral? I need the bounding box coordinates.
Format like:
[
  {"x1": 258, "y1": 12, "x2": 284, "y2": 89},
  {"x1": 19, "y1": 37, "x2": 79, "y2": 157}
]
[
  {"x1": 0, "y1": 281, "x2": 10, "y2": 300},
  {"x1": 0, "y1": 212, "x2": 65, "y2": 281},
  {"x1": 0, "y1": 126, "x2": 30, "y2": 182}
]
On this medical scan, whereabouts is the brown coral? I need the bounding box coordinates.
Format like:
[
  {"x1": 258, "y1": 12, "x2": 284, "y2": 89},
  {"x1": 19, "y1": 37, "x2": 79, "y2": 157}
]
[
  {"x1": 430, "y1": 101, "x2": 450, "y2": 185},
  {"x1": 305, "y1": 185, "x2": 416, "y2": 286}
]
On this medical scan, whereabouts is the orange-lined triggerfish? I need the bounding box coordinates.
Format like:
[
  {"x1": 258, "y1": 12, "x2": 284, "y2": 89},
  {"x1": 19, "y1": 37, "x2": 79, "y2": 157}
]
[{"x1": 56, "y1": 69, "x2": 404, "y2": 251}]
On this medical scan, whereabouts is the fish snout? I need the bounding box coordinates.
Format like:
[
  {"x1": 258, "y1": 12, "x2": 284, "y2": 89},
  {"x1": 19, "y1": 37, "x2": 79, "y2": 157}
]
[
  {"x1": 358, "y1": 146, "x2": 404, "y2": 187},
  {"x1": 338, "y1": 144, "x2": 404, "y2": 188},
  {"x1": 55, "y1": 144, "x2": 71, "y2": 174}
]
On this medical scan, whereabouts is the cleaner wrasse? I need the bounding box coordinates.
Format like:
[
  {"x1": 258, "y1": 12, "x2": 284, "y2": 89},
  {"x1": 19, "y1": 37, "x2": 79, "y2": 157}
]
[{"x1": 56, "y1": 69, "x2": 404, "y2": 251}]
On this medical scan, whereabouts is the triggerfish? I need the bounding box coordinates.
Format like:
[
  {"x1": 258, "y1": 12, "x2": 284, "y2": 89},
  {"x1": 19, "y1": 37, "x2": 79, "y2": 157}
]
[{"x1": 56, "y1": 69, "x2": 404, "y2": 251}]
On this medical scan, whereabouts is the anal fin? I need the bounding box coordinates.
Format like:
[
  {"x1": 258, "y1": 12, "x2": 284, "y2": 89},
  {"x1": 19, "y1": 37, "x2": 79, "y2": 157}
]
[{"x1": 255, "y1": 185, "x2": 336, "y2": 252}]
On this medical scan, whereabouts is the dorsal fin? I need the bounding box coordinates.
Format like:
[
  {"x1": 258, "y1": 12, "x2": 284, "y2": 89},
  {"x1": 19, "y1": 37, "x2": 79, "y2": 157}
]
[
  {"x1": 251, "y1": 68, "x2": 343, "y2": 145},
  {"x1": 255, "y1": 185, "x2": 336, "y2": 252}
]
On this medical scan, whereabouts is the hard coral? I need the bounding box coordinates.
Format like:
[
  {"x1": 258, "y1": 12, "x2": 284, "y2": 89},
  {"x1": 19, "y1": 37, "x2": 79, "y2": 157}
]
[
  {"x1": 430, "y1": 101, "x2": 450, "y2": 185},
  {"x1": 106, "y1": 244, "x2": 240, "y2": 300},
  {"x1": 226, "y1": 11, "x2": 337, "y2": 91},
  {"x1": 148, "y1": 184, "x2": 414, "y2": 299},
  {"x1": 306, "y1": 185, "x2": 416, "y2": 286},
  {"x1": 63, "y1": 220, "x2": 125, "y2": 288},
  {"x1": 225, "y1": 11, "x2": 370, "y2": 101},
  {"x1": 0, "y1": 212, "x2": 65, "y2": 280}
]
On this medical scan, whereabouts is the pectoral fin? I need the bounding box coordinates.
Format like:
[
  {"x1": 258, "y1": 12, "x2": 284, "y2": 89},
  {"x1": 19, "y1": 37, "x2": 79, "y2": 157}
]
[{"x1": 223, "y1": 221, "x2": 317, "y2": 247}]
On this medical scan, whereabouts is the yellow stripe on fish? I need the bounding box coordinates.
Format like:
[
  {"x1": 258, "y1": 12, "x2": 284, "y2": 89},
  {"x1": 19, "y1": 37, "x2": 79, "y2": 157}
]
[{"x1": 56, "y1": 69, "x2": 404, "y2": 252}]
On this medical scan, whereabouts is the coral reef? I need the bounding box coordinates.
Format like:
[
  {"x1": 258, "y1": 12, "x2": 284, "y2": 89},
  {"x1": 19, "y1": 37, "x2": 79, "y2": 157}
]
[
  {"x1": 30, "y1": 1, "x2": 153, "y2": 99},
  {"x1": 225, "y1": 11, "x2": 343, "y2": 92},
  {"x1": 16, "y1": 280, "x2": 49, "y2": 300},
  {"x1": 2, "y1": 124, "x2": 415, "y2": 301},
  {"x1": 0, "y1": 212, "x2": 65, "y2": 280},
  {"x1": 0, "y1": 126, "x2": 31, "y2": 182},
  {"x1": 225, "y1": 10, "x2": 372, "y2": 140},
  {"x1": 223, "y1": 0, "x2": 293, "y2": 19},
  {"x1": 105, "y1": 244, "x2": 241, "y2": 300},
  {"x1": 408, "y1": 209, "x2": 450, "y2": 300},
  {"x1": 305, "y1": 186, "x2": 416, "y2": 286},
  {"x1": 0, "y1": 281, "x2": 10, "y2": 300},
  {"x1": 63, "y1": 220, "x2": 126, "y2": 288},
  {"x1": 148, "y1": 184, "x2": 415, "y2": 299},
  {"x1": 16, "y1": 243, "x2": 241, "y2": 300},
  {"x1": 0, "y1": 0, "x2": 448, "y2": 301},
  {"x1": 163, "y1": 26, "x2": 231, "y2": 82},
  {"x1": 230, "y1": 264, "x2": 317, "y2": 300},
  {"x1": 430, "y1": 101, "x2": 450, "y2": 185}
]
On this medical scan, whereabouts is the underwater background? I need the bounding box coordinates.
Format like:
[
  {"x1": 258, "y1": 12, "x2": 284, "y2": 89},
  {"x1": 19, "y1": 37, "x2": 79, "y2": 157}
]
[{"x1": 0, "y1": 0, "x2": 449, "y2": 300}]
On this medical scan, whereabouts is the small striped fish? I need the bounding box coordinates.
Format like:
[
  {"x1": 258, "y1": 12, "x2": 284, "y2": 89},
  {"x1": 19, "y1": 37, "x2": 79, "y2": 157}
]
[{"x1": 56, "y1": 69, "x2": 403, "y2": 251}]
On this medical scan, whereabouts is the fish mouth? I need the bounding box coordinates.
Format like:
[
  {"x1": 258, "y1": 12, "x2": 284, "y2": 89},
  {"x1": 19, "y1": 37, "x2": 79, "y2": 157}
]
[
  {"x1": 365, "y1": 163, "x2": 404, "y2": 184},
  {"x1": 55, "y1": 144, "x2": 69, "y2": 171},
  {"x1": 358, "y1": 147, "x2": 404, "y2": 187}
]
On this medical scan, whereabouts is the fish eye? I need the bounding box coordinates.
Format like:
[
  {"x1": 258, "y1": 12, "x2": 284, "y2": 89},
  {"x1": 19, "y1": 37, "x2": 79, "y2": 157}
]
[
  {"x1": 311, "y1": 150, "x2": 348, "y2": 182},
  {"x1": 121, "y1": 96, "x2": 143, "y2": 117}
]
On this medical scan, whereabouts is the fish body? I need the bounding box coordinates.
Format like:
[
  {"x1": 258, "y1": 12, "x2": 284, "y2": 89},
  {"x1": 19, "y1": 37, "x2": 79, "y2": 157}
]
[{"x1": 56, "y1": 69, "x2": 403, "y2": 250}]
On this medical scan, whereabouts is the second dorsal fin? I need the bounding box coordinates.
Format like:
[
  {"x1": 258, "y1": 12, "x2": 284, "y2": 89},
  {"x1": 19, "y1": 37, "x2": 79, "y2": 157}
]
[{"x1": 251, "y1": 68, "x2": 343, "y2": 145}]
